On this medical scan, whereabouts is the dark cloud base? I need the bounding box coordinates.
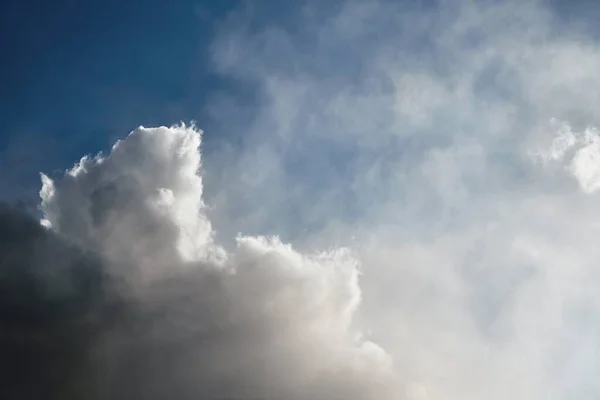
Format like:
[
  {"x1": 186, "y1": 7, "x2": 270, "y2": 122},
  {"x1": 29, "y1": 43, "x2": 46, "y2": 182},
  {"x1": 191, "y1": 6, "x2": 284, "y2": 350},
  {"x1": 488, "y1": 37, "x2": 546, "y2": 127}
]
[
  {"x1": 0, "y1": 203, "x2": 114, "y2": 399},
  {"x1": 0, "y1": 204, "x2": 232, "y2": 400},
  {"x1": 0, "y1": 204, "x2": 221, "y2": 399}
]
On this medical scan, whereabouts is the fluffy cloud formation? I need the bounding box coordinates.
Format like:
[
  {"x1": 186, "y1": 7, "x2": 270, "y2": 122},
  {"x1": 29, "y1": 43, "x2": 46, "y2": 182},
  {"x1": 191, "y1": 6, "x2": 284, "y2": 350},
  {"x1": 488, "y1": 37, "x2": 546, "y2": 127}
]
[{"x1": 0, "y1": 125, "x2": 398, "y2": 399}]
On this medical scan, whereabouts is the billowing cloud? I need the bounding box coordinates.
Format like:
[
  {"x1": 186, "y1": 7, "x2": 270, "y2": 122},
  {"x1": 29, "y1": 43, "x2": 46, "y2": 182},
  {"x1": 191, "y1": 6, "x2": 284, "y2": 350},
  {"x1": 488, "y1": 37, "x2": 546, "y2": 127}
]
[{"x1": 0, "y1": 125, "x2": 398, "y2": 399}]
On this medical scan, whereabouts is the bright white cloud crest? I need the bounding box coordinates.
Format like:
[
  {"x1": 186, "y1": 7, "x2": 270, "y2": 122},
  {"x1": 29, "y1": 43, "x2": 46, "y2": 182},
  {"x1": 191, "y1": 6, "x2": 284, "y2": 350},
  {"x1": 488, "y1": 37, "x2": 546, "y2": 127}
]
[{"x1": 37, "y1": 124, "x2": 398, "y2": 399}]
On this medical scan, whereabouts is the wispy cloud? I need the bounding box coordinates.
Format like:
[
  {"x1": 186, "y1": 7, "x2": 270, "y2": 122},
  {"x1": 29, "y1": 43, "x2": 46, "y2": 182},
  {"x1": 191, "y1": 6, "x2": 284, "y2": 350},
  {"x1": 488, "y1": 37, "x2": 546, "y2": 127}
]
[{"x1": 202, "y1": 1, "x2": 600, "y2": 398}]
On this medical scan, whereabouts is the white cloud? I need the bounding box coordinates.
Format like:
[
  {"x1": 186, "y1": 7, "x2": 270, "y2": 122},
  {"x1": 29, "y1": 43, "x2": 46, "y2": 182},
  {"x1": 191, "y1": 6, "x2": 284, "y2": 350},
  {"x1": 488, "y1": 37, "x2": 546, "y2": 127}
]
[
  {"x1": 534, "y1": 119, "x2": 600, "y2": 193},
  {"x1": 31, "y1": 124, "x2": 399, "y2": 399},
  {"x1": 202, "y1": 1, "x2": 600, "y2": 399}
]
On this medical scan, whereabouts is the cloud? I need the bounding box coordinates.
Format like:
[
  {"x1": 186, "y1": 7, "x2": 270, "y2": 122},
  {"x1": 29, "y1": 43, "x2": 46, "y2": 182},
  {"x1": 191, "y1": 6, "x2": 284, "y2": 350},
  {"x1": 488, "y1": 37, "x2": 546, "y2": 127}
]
[
  {"x1": 6, "y1": 1, "x2": 600, "y2": 399},
  {"x1": 533, "y1": 119, "x2": 600, "y2": 193},
  {"x1": 0, "y1": 125, "x2": 398, "y2": 399},
  {"x1": 204, "y1": 0, "x2": 600, "y2": 236},
  {"x1": 201, "y1": 1, "x2": 600, "y2": 399}
]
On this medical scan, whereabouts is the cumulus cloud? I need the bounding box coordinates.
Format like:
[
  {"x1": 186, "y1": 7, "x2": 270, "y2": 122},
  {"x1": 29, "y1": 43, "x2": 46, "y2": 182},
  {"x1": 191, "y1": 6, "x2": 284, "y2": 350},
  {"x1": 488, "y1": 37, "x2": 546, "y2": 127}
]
[{"x1": 0, "y1": 125, "x2": 398, "y2": 399}]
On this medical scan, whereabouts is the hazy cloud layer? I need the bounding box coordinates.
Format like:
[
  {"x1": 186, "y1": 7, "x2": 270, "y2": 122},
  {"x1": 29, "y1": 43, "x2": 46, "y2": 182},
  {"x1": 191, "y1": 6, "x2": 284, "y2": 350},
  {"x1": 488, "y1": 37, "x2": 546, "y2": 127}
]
[
  {"x1": 201, "y1": 1, "x2": 600, "y2": 399},
  {"x1": 204, "y1": 0, "x2": 600, "y2": 237}
]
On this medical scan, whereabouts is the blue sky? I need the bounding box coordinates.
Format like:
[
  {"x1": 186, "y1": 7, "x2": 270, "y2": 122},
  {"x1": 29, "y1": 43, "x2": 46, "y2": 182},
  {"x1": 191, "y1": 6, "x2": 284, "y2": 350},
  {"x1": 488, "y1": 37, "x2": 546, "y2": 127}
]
[
  {"x1": 1, "y1": 0, "x2": 237, "y2": 201},
  {"x1": 1, "y1": 0, "x2": 599, "y2": 211}
]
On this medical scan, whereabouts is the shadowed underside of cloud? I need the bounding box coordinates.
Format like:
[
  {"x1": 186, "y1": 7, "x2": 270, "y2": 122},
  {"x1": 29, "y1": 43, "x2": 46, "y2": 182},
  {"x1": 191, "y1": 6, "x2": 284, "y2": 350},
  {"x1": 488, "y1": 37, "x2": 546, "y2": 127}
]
[
  {"x1": 0, "y1": 203, "x2": 112, "y2": 399},
  {"x1": 0, "y1": 125, "x2": 397, "y2": 400}
]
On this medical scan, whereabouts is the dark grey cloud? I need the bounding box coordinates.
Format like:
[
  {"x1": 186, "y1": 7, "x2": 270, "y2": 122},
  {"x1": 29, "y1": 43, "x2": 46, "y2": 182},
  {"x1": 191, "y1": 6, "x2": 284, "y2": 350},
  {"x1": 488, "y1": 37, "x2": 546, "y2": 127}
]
[{"x1": 0, "y1": 203, "x2": 114, "y2": 399}]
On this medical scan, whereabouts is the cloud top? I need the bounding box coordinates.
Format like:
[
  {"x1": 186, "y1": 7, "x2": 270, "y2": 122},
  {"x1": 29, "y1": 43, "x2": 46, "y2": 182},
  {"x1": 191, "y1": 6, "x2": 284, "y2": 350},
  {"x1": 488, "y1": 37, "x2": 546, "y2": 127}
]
[{"x1": 1, "y1": 124, "x2": 398, "y2": 400}]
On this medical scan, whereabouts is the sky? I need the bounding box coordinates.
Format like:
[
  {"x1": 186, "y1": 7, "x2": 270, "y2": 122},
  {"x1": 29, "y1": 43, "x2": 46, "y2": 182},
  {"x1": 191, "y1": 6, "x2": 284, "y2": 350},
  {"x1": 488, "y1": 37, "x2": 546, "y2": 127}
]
[
  {"x1": 0, "y1": 0, "x2": 234, "y2": 201},
  {"x1": 4, "y1": 0, "x2": 600, "y2": 399}
]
